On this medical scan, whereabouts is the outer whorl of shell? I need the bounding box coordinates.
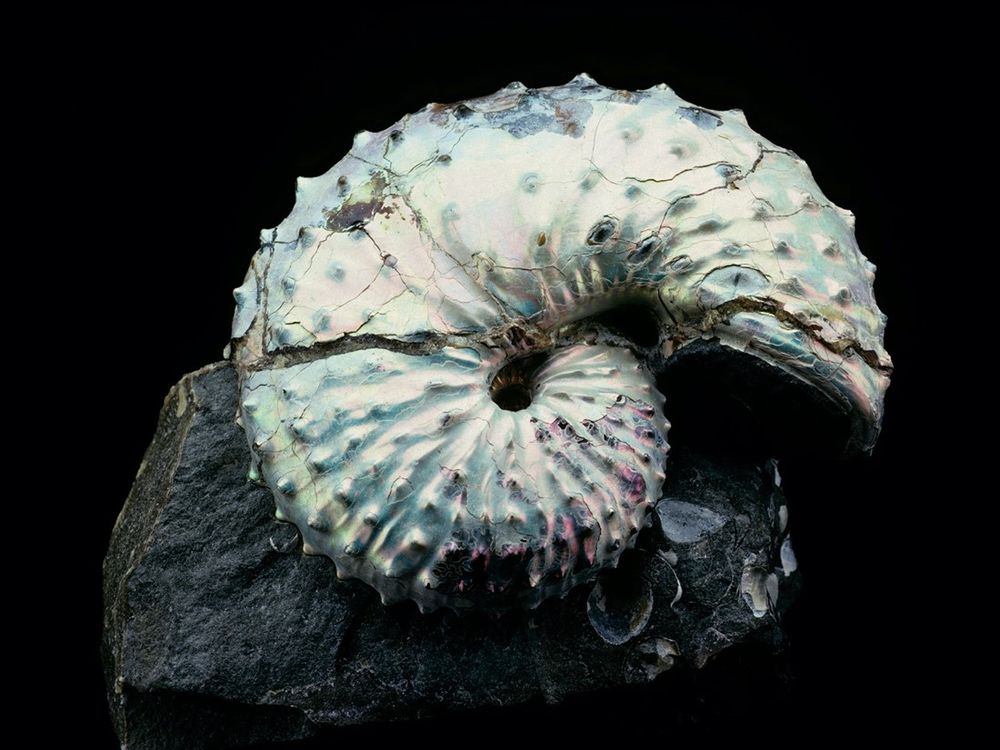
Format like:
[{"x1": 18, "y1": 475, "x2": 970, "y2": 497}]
[{"x1": 228, "y1": 74, "x2": 891, "y2": 612}]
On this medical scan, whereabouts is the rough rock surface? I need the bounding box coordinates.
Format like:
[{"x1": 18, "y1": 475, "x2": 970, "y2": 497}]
[{"x1": 103, "y1": 364, "x2": 797, "y2": 749}]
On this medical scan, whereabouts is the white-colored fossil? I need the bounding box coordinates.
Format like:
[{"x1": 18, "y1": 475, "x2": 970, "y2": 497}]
[{"x1": 228, "y1": 74, "x2": 890, "y2": 612}]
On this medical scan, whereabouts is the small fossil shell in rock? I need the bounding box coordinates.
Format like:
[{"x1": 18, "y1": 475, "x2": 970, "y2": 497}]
[{"x1": 227, "y1": 74, "x2": 891, "y2": 612}]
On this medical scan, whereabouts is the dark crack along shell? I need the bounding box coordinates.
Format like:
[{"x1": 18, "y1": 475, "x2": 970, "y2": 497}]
[{"x1": 227, "y1": 74, "x2": 891, "y2": 612}]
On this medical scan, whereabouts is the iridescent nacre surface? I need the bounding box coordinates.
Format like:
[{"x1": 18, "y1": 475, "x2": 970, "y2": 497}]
[{"x1": 228, "y1": 74, "x2": 891, "y2": 611}]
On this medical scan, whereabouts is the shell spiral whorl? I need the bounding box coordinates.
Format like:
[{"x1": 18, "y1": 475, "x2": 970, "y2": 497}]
[{"x1": 228, "y1": 74, "x2": 890, "y2": 611}]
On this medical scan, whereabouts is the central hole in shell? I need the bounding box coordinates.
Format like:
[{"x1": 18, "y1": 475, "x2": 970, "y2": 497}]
[{"x1": 490, "y1": 352, "x2": 549, "y2": 412}]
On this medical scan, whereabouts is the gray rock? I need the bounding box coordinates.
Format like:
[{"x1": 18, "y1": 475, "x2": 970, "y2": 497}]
[{"x1": 103, "y1": 364, "x2": 797, "y2": 749}]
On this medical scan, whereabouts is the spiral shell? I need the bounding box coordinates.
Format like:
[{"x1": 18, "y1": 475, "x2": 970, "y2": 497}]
[{"x1": 228, "y1": 74, "x2": 890, "y2": 611}]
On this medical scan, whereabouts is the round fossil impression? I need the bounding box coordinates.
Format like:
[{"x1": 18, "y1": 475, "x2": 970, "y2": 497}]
[{"x1": 227, "y1": 74, "x2": 891, "y2": 612}]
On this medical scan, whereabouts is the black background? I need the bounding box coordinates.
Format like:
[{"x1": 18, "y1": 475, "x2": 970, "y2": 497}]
[{"x1": 78, "y1": 13, "x2": 925, "y2": 745}]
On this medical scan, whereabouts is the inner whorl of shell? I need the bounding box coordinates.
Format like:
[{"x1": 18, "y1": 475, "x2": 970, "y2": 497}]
[{"x1": 228, "y1": 74, "x2": 891, "y2": 611}]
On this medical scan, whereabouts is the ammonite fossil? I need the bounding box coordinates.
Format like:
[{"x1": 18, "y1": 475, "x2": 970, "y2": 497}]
[{"x1": 227, "y1": 74, "x2": 891, "y2": 612}]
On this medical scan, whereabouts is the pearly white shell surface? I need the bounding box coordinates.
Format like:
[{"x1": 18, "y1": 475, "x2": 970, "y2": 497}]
[{"x1": 228, "y1": 75, "x2": 890, "y2": 611}]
